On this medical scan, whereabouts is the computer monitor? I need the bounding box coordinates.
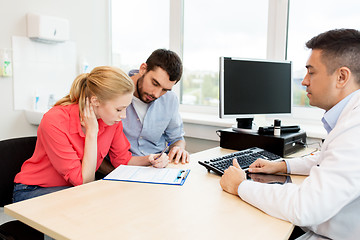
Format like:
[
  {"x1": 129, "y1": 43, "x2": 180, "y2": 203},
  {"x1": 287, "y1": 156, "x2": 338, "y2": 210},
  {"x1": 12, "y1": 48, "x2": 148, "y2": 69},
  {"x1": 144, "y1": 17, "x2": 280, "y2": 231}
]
[{"x1": 219, "y1": 57, "x2": 292, "y2": 129}]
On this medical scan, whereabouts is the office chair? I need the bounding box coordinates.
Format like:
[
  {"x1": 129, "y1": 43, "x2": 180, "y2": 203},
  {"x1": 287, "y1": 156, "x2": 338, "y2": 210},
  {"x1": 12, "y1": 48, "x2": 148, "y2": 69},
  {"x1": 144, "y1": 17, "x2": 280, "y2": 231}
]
[{"x1": 0, "y1": 136, "x2": 43, "y2": 240}]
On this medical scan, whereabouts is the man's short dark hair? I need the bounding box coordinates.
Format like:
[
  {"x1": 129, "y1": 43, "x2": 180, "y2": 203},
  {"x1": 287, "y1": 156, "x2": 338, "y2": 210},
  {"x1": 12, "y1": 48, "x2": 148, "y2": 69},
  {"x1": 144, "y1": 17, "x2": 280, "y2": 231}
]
[
  {"x1": 146, "y1": 49, "x2": 183, "y2": 82},
  {"x1": 306, "y1": 28, "x2": 360, "y2": 84}
]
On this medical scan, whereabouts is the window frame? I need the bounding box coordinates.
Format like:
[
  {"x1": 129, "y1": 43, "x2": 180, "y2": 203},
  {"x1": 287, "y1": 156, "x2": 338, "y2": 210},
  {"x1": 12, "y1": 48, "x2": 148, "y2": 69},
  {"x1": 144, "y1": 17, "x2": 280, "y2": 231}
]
[
  {"x1": 109, "y1": 0, "x2": 326, "y2": 139},
  {"x1": 170, "y1": 0, "x2": 324, "y2": 134}
]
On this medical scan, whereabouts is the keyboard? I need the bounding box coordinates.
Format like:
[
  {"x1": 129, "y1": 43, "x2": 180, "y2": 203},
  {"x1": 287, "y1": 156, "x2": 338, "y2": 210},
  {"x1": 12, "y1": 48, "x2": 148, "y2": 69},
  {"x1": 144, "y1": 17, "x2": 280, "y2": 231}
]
[{"x1": 198, "y1": 147, "x2": 281, "y2": 176}]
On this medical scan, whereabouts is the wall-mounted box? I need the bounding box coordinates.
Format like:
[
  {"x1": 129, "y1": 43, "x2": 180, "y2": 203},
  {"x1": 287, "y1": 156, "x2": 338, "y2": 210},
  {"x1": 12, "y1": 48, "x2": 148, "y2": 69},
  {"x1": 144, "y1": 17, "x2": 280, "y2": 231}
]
[{"x1": 27, "y1": 13, "x2": 69, "y2": 43}]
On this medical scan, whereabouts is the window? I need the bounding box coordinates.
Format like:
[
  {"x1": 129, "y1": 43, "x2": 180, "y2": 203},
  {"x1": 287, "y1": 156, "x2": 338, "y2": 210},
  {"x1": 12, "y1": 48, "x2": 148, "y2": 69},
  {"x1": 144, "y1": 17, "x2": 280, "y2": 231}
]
[
  {"x1": 110, "y1": 0, "x2": 359, "y2": 129},
  {"x1": 111, "y1": 0, "x2": 169, "y2": 73},
  {"x1": 287, "y1": 0, "x2": 360, "y2": 108},
  {"x1": 181, "y1": 0, "x2": 268, "y2": 107}
]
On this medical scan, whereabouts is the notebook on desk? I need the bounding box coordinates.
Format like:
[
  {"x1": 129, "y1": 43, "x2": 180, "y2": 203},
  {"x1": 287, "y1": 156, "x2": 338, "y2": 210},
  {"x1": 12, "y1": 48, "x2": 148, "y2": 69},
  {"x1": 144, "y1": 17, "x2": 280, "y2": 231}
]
[{"x1": 103, "y1": 165, "x2": 190, "y2": 186}]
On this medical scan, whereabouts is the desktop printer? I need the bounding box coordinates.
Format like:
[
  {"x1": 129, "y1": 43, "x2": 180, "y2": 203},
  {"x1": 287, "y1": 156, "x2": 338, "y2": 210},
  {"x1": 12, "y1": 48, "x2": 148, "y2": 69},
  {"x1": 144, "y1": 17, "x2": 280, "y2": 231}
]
[{"x1": 218, "y1": 128, "x2": 306, "y2": 157}]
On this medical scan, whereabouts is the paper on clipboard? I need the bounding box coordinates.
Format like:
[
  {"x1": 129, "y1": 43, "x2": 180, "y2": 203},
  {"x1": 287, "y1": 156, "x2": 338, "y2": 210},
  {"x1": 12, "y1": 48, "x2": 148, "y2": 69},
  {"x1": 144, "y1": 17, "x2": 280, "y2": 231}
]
[{"x1": 103, "y1": 165, "x2": 190, "y2": 186}]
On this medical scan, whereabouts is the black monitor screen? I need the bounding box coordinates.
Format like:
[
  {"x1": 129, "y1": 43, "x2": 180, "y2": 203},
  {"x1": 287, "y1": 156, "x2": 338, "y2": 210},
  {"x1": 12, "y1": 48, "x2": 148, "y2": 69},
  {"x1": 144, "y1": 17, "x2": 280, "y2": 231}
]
[{"x1": 219, "y1": 57, "x2": 292, "y2": 118}]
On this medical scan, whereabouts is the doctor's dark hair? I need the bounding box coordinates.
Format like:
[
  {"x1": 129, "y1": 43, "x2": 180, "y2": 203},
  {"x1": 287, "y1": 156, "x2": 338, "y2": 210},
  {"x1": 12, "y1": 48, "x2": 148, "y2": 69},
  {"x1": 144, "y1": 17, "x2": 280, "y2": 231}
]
[
  {"x1": 145, "y1": 49, "x2": 183, "y2": 83},
  {"x1": 55, "y1": 66, "x2": 134, "y2": 118},
  {"x1": 306, "y1": 28, "x2": 360, "y2": 84}
]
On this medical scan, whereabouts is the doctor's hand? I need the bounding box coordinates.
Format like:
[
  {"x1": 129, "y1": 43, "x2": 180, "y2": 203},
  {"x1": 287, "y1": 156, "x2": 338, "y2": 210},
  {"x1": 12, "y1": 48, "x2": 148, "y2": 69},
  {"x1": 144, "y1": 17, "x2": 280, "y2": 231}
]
[
  {"x1": 168, "y1": 146, "x2": 190, "y2": 164},
  {"x1": 149, "y1": 153, "x2": 169, "y2": 168},
  {"x1": 220, "y1": 159, "x2": 246, "y2": 196},
  {"x1": 248, "y1": 158, "x2": 287, "y2": 174}
]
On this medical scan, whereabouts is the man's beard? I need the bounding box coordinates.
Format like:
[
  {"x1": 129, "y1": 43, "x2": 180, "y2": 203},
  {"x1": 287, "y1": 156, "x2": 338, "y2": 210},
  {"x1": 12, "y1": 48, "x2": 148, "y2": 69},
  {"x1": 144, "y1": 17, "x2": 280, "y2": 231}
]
[{"x1": 136, "y1": 75, "x2": 157, "y2": 103}]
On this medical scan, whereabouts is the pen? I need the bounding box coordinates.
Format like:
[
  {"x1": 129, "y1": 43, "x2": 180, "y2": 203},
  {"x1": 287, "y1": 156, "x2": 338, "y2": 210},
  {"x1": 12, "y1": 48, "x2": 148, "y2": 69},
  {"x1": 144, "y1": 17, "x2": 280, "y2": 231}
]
[
  {"x1": 155, "y1": 142, "x2": 171, "y2": 160},
  {"x1": 182, "y1": 170, "x2": 190, "y2": 180},
  {"x1": 176, "y1": 170, "x2": 189, "y2": 183}
]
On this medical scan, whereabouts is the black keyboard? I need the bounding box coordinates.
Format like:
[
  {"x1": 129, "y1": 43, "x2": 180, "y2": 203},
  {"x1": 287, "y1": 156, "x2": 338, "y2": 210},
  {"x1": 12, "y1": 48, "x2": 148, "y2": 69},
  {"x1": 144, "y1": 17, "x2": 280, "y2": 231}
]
[{"x1": 198, "y1": 147, "x2": 281, "y2": 176}]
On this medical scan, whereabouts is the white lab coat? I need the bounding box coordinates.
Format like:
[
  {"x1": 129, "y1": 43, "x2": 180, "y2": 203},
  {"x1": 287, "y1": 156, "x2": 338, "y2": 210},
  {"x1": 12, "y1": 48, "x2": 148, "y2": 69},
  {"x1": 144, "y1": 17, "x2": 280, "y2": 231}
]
[{"x1": 238, "y1": 90, "x2": 360, "y2": 240}]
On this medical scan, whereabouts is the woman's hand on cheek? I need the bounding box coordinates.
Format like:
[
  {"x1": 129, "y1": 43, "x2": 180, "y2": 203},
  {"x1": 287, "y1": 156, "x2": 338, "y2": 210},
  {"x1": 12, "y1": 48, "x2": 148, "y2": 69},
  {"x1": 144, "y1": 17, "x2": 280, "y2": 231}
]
[{"x1": 82, "y1": 97, "x2": 99, "y2": 135}]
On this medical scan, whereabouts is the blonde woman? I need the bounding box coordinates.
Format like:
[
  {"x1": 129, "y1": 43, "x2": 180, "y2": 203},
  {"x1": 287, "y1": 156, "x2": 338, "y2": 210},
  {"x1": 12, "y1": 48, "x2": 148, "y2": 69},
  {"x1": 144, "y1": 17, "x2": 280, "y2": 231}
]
[{"x1": 13, "y1": 66, "x2": 169, "y2": 202}]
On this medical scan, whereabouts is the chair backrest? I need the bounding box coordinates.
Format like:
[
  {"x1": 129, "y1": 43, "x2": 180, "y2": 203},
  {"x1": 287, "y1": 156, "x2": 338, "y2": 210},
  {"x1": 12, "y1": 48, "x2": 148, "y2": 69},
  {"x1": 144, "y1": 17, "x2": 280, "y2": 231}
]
[{"x1": 0, "y1": 136, "x2": 37, "y2": 206}]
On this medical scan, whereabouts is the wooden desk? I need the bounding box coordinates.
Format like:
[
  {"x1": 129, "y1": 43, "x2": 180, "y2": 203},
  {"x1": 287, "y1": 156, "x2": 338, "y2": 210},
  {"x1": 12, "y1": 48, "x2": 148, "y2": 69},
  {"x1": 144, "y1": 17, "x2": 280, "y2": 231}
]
[{"x1": 5, "y1": 147, "x2": 304, "y2": 240}]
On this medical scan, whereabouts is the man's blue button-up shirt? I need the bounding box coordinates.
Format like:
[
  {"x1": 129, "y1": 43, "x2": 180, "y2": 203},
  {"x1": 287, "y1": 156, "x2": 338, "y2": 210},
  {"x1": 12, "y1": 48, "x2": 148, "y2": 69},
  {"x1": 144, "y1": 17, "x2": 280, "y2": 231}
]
[
  {"x1": 122, "y1": 91, "x2": 185, "y2": 156},
  {"x1": 321, "y1": 89, "x2": 359, "y2": 134}
]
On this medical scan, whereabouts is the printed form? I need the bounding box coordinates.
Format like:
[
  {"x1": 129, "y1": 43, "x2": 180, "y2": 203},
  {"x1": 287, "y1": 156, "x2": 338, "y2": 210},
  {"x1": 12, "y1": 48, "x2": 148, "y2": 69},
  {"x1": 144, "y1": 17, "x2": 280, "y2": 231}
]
[{"x1": 103, "y1": 165, "x2": 190, "y2": 185}]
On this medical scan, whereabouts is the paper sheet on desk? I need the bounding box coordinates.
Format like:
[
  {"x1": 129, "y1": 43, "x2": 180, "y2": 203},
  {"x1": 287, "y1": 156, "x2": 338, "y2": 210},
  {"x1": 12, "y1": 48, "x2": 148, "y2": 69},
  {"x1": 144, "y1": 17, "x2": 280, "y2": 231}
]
[{"x1": 103, "y1": 165, "x2": 190, "y2": 186}]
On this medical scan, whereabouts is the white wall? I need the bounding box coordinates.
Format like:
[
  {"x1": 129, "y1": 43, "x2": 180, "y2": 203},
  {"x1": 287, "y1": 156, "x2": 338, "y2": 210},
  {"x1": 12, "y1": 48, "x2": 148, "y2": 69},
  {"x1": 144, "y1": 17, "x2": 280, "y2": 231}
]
[
  {"x1": 0, "y1": 0, "x2": 110, "y2": 140},
  {"x1": 183, "y1": 137, "x2": 218, "y2": 154}
]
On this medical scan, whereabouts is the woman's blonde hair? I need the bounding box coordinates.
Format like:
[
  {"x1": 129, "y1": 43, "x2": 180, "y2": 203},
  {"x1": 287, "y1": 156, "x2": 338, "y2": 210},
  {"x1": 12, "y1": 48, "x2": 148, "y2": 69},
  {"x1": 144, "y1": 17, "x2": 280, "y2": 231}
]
[{"x1": 55, "y1": 66, "x2": 134, "y2": 117}]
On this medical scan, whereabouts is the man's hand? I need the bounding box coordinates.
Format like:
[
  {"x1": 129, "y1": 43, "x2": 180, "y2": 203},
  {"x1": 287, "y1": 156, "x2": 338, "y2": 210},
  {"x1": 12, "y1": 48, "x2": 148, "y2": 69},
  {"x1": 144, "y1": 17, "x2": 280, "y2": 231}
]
[
  {"x1": 220, "y1": 159, "x2": 246, "y2": 195},
  {"x1": 168, "y1": 146, "x2": 190, "y2": 164},
  {"x1": 149, "y1": 153, "x2": 169, "y2": 168},
  {"x1": 248, "y1": 159, "x2": 287, "y2": 174}
]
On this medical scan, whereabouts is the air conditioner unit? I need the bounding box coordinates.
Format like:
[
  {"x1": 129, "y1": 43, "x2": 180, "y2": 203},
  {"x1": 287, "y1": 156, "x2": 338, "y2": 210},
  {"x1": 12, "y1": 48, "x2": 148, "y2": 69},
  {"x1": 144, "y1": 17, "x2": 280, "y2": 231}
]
[{"x1": 27, "y1": 13, "x2": 69, "y2": 43}]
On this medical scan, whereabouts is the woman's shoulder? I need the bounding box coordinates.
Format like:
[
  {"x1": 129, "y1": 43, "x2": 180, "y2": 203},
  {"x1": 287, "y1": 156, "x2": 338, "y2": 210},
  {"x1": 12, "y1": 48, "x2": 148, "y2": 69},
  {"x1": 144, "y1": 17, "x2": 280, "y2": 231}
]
[{"x1": 41, "y1": 104, "x2": 77, "y2": 126}]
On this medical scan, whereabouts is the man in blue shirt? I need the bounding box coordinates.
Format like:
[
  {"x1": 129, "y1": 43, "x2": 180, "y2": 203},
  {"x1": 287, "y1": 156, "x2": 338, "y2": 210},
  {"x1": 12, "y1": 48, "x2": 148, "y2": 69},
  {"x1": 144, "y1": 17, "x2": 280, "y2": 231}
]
[
  {"x1": 98, "y1": 49, "x2": 189, "y2": 176},
  {"x1": 123, "y1": 49, "x2": 189, "y2": 164}
]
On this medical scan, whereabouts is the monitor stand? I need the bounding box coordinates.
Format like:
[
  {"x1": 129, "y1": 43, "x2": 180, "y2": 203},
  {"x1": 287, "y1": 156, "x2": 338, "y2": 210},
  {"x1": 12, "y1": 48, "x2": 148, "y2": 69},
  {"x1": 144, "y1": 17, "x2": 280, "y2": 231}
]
[
  {"x1": 232, "y1": 118, "x2": 257, "y2": 133},
  {"x1": 219, "y1": 128, "x2": 307, "y2": 157},
  {"x1": 236, "y1": 118, "x2": 253, "y2": 129}
]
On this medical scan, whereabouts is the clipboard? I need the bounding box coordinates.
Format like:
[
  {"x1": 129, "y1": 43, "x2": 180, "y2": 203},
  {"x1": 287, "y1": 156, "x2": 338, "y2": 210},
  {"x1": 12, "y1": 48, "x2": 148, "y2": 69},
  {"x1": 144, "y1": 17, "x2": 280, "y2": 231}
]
[{"x1": 103, "y1": 165, "x2": 190, "y2": 186}]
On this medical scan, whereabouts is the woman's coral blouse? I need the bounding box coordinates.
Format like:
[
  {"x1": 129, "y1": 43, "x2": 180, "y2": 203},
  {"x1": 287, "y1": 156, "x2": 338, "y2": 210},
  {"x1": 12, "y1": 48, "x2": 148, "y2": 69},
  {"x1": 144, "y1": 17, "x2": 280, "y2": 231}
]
[{"x1": 15, "y1": 104, "x2": 132, "y2": 187}]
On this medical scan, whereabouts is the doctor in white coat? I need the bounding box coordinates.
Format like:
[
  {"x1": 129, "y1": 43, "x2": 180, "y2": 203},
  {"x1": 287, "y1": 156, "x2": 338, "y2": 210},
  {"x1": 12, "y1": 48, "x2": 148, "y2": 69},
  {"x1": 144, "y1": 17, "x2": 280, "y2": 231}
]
[{"x1": 220, "y1": 28, "x2": 360, "y2": 240}]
